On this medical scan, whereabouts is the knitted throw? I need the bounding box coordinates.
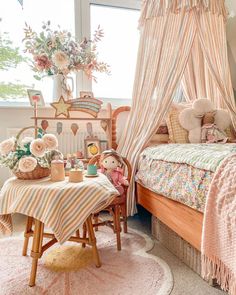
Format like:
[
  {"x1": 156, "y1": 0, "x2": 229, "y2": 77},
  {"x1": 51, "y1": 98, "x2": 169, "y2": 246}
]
[{"x1": 202, "y1": 154, "x2": 236, "y2": 295}]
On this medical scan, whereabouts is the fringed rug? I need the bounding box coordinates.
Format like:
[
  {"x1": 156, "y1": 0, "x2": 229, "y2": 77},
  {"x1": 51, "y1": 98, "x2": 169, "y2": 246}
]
[{"x1": 0, "y1": 228, "x2": 173, "y2": 295}]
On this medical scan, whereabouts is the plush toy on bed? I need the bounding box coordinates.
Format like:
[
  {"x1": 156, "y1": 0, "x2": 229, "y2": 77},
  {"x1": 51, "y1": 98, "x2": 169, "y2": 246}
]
[
  {"x1": 178, "y1": 98, "x2": 234, "y2": 143},
  {"x1": 100, "y1": 149, "x2": 129, "y2": 195},
  {"x1": 201, "y1": 111, "x2": 228, "y2": 143}
]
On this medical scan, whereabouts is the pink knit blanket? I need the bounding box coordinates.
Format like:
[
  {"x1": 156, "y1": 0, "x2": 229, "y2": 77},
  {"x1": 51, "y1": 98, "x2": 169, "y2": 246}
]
[{"x1": 202, "y1": 154, "x2": 236, "y2": 295}]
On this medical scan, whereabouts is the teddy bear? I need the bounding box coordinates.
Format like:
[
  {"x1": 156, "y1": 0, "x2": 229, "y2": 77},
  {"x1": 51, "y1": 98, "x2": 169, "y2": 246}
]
[
  {"x1": 99, "y1": 149, "x2": 129, "y2": 195},
  {"x1": 179, "y1": 98, "x2": 233, "y2": 143}
]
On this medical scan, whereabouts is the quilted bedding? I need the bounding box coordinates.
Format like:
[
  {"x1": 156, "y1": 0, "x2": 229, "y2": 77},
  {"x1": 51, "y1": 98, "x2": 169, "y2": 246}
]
[{"x1": 136, "y1": 144, "x2": 236, "y2": 212}]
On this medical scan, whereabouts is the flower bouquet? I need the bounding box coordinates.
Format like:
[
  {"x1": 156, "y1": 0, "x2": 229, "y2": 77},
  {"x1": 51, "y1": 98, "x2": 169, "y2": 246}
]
[
  {"x1": 23, "y1": 21, "x2": 109, "y2": 81},
  {"x1": 0, "y1": 127, "x2": 62, "y2": 180}
]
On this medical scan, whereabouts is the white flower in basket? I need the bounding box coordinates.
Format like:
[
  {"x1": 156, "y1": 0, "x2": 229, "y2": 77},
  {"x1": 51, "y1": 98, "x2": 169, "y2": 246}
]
[{"x1": 0, "y1": 127, "x2": 62, "y2": 179}]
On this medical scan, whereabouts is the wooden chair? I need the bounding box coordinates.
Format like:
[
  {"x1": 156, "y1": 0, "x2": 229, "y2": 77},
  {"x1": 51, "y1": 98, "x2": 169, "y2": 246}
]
[{"x1": 87, "y1": 154, "x2": 132, "y2": 251}]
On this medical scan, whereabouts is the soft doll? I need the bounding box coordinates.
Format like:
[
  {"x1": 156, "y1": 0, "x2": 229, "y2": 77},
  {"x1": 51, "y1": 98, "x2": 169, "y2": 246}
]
[
  {"x1": 201, "y1": 111, "x2": 228, "y2": 143},
  {"x1": 100, "y1": 149, "x2": 129, "y2": 195},
  {"x1": 179, "y1": 98, "x2": 232, "y2": 143}
]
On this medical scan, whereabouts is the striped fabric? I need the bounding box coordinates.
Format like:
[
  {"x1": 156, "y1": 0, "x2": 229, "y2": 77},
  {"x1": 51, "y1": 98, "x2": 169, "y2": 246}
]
[
  {"x1": 0, "y1": 174, "x2": 119, "y2": 244},
  {"x1": 117, "y1": 0, "x2": 233, "y2": 216},
  {"x1": 140, "y1": 144, "x2": 236, "y2": 172},
  {"x1": 196, "y1": 11, "x2": 236, "y2": 129}
]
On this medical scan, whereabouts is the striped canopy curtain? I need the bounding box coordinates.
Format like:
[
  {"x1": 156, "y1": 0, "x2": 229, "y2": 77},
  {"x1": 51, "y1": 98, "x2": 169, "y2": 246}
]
[
  {"x1": 195, "y1": 10, "x2": 236, "y2": 128},
  {"x1": 117, "y1": 0, "x2": 232, "y2": 216},
  {"x1": 181, "y1": 8, "x2": 236, "y2": 121},
  {"x1": 181, "y1": 36, "x2": 207, "y2": 101},
  {"x1": 181, "y1": 35, "x2": 224, "y2": 108}
]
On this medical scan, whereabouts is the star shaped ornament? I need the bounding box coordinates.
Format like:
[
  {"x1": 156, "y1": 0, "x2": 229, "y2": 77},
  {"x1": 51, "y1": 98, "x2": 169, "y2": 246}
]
[{"x1": 51, "y1": 96, "x2": 72, "y2": 118}]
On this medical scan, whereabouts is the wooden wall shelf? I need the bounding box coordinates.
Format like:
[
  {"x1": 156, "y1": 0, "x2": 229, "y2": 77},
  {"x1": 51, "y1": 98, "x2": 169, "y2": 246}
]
[
  {"x1": 31, "y1": 117, "x2": 111, "y2": 121},
  {"x1": 32, "y1": 102, "x2": 113, "y2": 151}
]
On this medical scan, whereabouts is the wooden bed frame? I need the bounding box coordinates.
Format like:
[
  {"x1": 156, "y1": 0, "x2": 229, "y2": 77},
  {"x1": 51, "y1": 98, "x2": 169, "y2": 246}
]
[{"x1": 112, "y1": 106, "x2": 203, "y2": 251}]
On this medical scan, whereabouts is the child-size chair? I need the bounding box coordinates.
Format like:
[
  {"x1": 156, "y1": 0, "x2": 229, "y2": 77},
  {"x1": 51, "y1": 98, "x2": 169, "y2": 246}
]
[{"x1": 85, "y1": 154, "x2": 131, "y2": 250}]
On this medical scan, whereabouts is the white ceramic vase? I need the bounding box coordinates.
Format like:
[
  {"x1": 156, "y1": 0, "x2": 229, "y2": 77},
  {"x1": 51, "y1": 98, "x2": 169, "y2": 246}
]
[{"x1": 52, "y1": 74, "x2": 74, "y2": 101}]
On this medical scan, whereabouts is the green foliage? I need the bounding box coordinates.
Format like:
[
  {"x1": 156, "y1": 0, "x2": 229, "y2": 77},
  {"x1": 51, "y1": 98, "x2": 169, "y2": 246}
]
[
  {"x1": 0, "y1": 32, "x2": 26, "y2": 71},
  {"x1": 0, "y1": 32, "x2": 28, "y2": 100},
  {"x1": 37, "y1": 128, "x2": 44, "y2": 138},
  {"x1": 0, "y1": 82, "x2": 29, "y2": 99}
]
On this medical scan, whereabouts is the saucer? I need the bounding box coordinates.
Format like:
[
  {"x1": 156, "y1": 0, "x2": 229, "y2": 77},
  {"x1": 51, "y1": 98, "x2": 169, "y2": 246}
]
[{"x1": 85, "y1": 173, "x2": 99, "y2": 178}]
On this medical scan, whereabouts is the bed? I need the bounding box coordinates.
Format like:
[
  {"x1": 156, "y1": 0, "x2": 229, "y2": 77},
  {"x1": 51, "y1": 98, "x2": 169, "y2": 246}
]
[
  {"x1": 112, "y1": 105, "x2": 236, "y2": 252},
  {"x1": 136, "y1": 143, "x2": 236, "y2": 251}
]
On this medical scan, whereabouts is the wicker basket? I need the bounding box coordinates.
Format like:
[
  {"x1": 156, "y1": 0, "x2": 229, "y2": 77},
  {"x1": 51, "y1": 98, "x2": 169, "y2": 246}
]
[
  {"x1": 13, "y1": 126, "x2": 50, "y2": 180},
  {"x1": 14, "y1": 165, "x2": 50, "y2": 180}
]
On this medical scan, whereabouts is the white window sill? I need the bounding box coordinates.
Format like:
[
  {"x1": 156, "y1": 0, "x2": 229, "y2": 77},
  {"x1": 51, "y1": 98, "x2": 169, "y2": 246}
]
[{"x1": 0, "y1": 98, "x2": 131, "y2": 110}]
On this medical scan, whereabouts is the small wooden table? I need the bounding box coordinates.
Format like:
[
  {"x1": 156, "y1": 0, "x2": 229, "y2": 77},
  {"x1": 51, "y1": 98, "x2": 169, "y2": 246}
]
[
  {"x1": 23, "y1": 215, "x2": 100, "y2": 287},
  {"x1": 0, "y1": 175, "x2": 119, "y2": 286}
]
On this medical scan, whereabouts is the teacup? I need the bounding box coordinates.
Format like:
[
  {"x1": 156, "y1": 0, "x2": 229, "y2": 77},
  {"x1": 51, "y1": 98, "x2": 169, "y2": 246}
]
[{"x1": 87, "y1": 164, "x2": 97, "y2": 175}]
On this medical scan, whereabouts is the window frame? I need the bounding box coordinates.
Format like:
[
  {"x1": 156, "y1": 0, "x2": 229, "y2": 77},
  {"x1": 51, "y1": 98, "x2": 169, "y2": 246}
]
[{"x1": 0, "y1": 0, "x2": 141, "y2": 107}]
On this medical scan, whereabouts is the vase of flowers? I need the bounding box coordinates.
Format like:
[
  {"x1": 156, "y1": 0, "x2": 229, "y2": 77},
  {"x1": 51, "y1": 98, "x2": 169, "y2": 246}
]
[
  {"x1": 23, "y1": 21, "x2": 109, "y2": 101},
  {"x1": 0, "y1": 127, "x2": 63, "y2": 180},
  {"x1": 51, "y1": 74, "x2": 74, "y2": 101}
]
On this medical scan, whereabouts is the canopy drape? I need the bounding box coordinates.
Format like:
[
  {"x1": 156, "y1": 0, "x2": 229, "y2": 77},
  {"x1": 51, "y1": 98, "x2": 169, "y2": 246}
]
[
  {"x1": 181, "y1": 36, "x2": 207, "y2": 101},
  {"x1": 118, "y1": 0, "x2": 236, "y2": 216},
  {"x1": 181, "y1": 36, "x2": 226, "y2": 109},
  {"x1": 118, "y1": 9, "x2": 197, "y2": 214}
]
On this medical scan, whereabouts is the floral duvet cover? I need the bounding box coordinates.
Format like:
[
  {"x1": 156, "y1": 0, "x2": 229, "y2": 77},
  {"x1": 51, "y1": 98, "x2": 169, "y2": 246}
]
[{"x1": 135, "y1": 144, "x2": 235, "y2": 212}]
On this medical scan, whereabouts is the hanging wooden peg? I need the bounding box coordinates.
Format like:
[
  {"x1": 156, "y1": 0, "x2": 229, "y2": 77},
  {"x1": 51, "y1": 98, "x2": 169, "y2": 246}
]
[
  {"x1": 41, "y1": 120, "x2": 49, "y2": 131},
  {"x1": 56, "y1": 122, "x2": 63, "y2": 135},
  {"x1": 71, "y1": 123, "x2": 79, "y2": 136}
]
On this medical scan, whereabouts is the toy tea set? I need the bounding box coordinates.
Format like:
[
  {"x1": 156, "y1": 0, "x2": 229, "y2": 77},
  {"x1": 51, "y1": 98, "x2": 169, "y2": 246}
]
[
  {"x1": 50, "y1": 149, "x2": 129, "y2": 193},
  {"x1": 50, "y1": 157, "x2": 97, "y2": 183}
]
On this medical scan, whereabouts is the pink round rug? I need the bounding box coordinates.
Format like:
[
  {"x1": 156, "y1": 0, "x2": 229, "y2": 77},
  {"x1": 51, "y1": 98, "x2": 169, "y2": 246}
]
[{"x1": 0, "y1": 228, "x2": 173, "y2": 295}]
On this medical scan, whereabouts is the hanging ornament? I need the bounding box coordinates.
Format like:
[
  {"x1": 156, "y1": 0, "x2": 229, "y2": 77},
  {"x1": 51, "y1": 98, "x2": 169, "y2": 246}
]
[
  {"x1": 100, "y1": 120, "x2": 108, "y2": 132},
  {"x1": 86, "y1": 122, "x2": 94, "y2": 138},
  {"x1": 71, "y1": 123, "x2": 79, "y2": 136},
  {"x1": 41, "y1": 120, "x2": 49, "y2": 131},
  {"x1": 56, "y1": 122, "x2": 63, "y2": 135}
]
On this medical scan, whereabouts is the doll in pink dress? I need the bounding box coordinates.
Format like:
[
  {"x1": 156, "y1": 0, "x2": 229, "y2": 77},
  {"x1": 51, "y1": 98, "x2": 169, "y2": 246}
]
[
  {"x1": 201, "y1": 112, "x2": 228, "y2": 143},
  {"x1": 100, "y1": 149, "x2": 129, "y2": 195}
]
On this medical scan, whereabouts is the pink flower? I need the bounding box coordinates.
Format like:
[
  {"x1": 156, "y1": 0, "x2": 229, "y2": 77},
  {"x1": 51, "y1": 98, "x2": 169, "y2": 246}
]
[
  {"x1": 0, "y1": 138, "x2": 15, "y2": 156},
  {"x1": 34, "y1": 54, "x2": 52, "y2": 71},
  {"x1": 18, "y1": 157, "x2": 37, "y2": 173},
  {"x1": 30, "y1": 139, "x2": 46, "y2": 157},
  {"x1": 42, "y1": 134, "x2": 58, "y2": 150}
]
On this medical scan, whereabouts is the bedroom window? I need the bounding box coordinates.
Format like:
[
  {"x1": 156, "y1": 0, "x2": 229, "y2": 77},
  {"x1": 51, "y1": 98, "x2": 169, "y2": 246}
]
[
  {"x1": 90, "y1": 4, "x2": 140, "y2": 104},
  {"x1": 0, "y1": 0, "x2": 75, "y2": 104},
  {"x1": 0, "y1": 0, "x2": 140, "y2": 106}
]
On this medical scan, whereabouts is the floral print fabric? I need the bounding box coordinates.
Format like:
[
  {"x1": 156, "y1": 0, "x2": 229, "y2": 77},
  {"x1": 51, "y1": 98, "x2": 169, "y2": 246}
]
[{"x1": 136, "y1": 157, "x2": 213, "y2": 213}]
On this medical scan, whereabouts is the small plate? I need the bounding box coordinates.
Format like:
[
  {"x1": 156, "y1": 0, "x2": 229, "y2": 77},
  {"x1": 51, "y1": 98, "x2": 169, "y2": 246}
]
[{"x1": 85, "y1": 174, "x2": 99, "y2": 178}]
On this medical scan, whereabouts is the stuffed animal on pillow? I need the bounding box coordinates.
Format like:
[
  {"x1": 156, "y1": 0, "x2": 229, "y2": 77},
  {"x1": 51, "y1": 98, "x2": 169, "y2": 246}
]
[
  {"x1": 201, "y1": 111, "x2": 228, "y2": 143},
  {"x1": 179, "y1": 98, "x2": 232, "y2": 143}
]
